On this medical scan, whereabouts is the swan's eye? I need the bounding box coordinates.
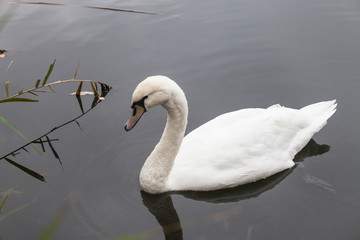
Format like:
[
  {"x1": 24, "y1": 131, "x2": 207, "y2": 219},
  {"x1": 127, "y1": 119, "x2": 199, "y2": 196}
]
[{"x1": 131, "y1": 96, "x2": 148, "y2": 112}]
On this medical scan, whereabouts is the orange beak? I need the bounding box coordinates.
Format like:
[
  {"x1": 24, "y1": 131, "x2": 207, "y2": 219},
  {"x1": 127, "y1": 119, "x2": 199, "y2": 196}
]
[{"x1": 124, "y1": 105, "x2": 146, "y2": 131}]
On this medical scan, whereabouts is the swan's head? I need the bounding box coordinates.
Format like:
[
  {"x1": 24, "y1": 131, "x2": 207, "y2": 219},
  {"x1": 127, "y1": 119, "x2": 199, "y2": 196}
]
[{"x1": 124, "y1": 75, "x2": 180, "y2": 131}]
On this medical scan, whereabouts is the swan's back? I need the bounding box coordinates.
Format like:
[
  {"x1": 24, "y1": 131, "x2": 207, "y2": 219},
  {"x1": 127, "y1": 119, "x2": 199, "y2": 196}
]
[{"x1": 166, "y1": 100, "x2": 336, "y2": 191}]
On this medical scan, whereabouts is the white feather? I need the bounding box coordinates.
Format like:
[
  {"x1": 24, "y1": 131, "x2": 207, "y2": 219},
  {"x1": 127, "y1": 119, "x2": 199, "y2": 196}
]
[{"x1": 125, "y1": 76, "x2": 337, "y2": 193}]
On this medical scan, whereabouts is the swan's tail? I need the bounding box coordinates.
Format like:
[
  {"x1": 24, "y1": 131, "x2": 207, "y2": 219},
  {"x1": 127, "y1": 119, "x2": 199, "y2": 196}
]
[
  {"x1": 288, "y1": 100, "x2": 337, "y2": 155},
  {"x1": 300, "y1": 99, "x2": 337, "y2": 133}
]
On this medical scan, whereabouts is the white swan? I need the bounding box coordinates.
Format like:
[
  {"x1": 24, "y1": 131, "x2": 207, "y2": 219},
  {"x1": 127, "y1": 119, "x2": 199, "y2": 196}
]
[{"x1": 124, "y1": 76, "x2": 337, "y2": 194}]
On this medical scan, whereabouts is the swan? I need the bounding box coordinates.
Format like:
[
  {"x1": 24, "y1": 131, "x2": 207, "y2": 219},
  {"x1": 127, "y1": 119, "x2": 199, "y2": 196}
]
[{"x1": 124, "y1": 76, "x2": 337, "y2": 194}]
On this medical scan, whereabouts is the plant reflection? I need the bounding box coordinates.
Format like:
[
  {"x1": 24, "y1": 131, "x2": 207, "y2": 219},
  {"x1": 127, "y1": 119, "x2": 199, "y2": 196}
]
[
  {"x1": 0, "y1": 88, "x2": 111, "y2": 182},
  {"x1": 141, "y1": 139, "x2": 331, "y2": 240}
]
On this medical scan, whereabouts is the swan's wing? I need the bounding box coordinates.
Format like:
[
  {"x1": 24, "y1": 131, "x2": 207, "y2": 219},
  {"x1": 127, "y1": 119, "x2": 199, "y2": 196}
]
[{"x1": 167, "y1": 107, "x2": 313, "y2": 191}]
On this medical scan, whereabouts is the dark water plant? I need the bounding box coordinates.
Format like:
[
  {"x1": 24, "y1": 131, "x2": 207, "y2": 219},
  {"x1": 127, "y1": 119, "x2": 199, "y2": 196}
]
[
  {"x1": 0, "y1": 59, "x2": 111, "y2": 103},
  {"x1": 0, "y1": 60, "x2": 112, "y2": 238},
  {"x1": 0, "y1": 96, "x2": 109, "y2": 182},
  {"x1": 0, "y1": 59, "x2": 112, "y2": 181}
]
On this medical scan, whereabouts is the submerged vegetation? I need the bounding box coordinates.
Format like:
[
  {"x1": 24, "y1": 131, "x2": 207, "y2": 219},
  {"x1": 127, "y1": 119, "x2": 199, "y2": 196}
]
[
  {"x1": 0, "y1": 2, "x2": 158, "y2": 238},
  {"x1": 1, "y1": 1, "x2": 161, "y2": 238},
  {"x1": 0, "y1": 59, "x2": 112, "y2": 237},
  {"x1": 0, "y1": 189, "x2": 37, "y2": 222},
  {"x1": 0, "y1": 59, "x2": 112, "y2": 181},
  {"x1": 0, "y1": 97, "x2": 108, "y2": 182}
]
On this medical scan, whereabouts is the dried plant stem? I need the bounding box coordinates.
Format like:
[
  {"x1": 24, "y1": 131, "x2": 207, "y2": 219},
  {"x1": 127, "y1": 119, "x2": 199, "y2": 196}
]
[{"x1": 0, "y1": 79, "x2": 108, "y2": 103}]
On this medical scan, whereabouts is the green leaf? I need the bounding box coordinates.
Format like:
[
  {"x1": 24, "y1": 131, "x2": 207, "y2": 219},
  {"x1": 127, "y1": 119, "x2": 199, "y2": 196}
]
[
  {"x1": 0, "y1": 97, "x2": 39, "y2": 103},
  {"x1": 0, "y1": 194, "x2": 9, "y2": 214},
  {"x1": 246, "y1": 226, "x2": 252, "y2": 240},
  {"x1": 42, "y1": 59, "x2": 56, "y2": 86},
  {"x1": 0, "y1": 198, "x2": 37, "y2": 222},
  {"x1": 36, "y1": 204, "x2": 69, "y2": 240},
  {"x1": 0, "y1": 116, "x2": 41, "y2": 154},
  {"x1": 35, "y1": 79, "x2": 41, "y2": 88},
  {"x1": 0, "y1": 116, "x2": 25, "y2": 138}
]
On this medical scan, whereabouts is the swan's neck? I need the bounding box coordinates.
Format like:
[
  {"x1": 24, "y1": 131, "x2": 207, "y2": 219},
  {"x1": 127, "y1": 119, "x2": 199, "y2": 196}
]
[{"x1": 140, "y1": 91, "x2": 188, "y2": 193}]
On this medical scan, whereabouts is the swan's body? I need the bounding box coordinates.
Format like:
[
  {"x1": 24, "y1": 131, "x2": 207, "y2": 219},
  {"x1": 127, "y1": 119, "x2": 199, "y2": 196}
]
[{"x1": 125, "y1": 76, "x2": 336, "y2": 194}]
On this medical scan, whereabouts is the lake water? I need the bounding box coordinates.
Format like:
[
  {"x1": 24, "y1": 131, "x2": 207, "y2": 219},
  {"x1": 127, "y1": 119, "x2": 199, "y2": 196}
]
[{"x1": 1, "y1": 0, "x2": 360, "y2": 239}]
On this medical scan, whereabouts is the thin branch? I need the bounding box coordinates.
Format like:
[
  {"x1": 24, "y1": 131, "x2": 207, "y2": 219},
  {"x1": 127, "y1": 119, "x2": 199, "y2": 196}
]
[
  {"x1": 0, "y1": 102, "x2": 95, "y2": 161},
  {"x1": 0, "y1": 79, "x2": 111, "y2": 103}
]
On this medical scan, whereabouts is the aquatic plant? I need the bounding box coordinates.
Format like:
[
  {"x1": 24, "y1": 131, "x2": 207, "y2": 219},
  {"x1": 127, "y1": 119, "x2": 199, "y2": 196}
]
[
  {"x1": 36, "y1": 202, "x2": 69, "y2": 240},
  {"x1": 1, "y1": 59, "x2": 111, "y2": 103},
  {"x1": 0, "y1": 189, "x2": 37, "y2": 222},
  {"x1": 0, "y1": 59, "x2": 112, "y2": 181},
  {"x1": 0, "y1": 95, "x2": 108, "y2": 182}
]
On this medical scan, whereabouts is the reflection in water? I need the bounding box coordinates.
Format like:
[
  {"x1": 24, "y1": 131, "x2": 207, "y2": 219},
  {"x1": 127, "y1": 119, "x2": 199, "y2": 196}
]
[
  {"x1": 0, "y1": 90, "x2": 111, "y2": 182},
  {"x1": 0, "y1": 2, "x2": 159, "y2": 15},
  {"x1": 142, "y1": 192, "x2": 183, "y2": 240},
  {"x1": 141, "y1": 139, "x2": 331, "y2": 239}
]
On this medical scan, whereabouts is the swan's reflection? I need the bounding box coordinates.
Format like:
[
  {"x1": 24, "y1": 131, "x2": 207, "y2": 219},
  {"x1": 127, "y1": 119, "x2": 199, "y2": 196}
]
[
  {"x1": 142, "y1": 192, "x2": 183, "y2": 240},
  {"x1": 141, "y1": 139, "x2": 331, "y2": 239}
]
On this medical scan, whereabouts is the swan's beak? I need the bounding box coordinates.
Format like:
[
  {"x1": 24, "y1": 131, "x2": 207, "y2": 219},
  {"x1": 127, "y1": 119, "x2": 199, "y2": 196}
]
[{"x1": 125, "y1": 105, "x2": 146, "y2": 131}]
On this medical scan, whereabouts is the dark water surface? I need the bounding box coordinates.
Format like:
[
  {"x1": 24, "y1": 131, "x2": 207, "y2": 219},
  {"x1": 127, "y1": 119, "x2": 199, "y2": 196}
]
[{"x1": 1, "y1": 0, "x2": 360, "y2": 239}]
